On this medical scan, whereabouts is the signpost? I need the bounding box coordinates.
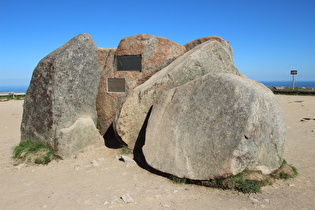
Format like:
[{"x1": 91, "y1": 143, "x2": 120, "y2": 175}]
[{"x1": 291, "y1": 70, "x2": 297, "y2": 90}]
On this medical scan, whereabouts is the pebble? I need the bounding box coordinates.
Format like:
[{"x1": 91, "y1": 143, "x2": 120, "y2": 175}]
[
  {"x1": 160, "y1": 203, "x2": 170, "y2": 208},
  {"x1": 103, "y1": 201, "x2": 110, "y2": 205},
  {"x1": 249, "y1": 197, "x2": 259, "y2": 204},
  {"x1": 120, "y1": 155, "x2": 135, "y2": 163},
  {"x1": 74, "y1": 165, "x2": 81, "y2": 170},
  {"x1": 14, "y1": 163, "x2": 27, "y2": 170},
  {"x1": 91, "y1": 160, "x2": 99, "y2": 167},
  {"x1": 121, "y1": 193, "x2": 134, "y2": 203},
  {"x1": 120, "y1": 155, "x2": 136, "y2": 167},
  {"x1": 263, "y1": 198, "x2": 270, "y2": 204},
  {"x1": 103, "y1": 195, "x2": 120, "y2": 205}
]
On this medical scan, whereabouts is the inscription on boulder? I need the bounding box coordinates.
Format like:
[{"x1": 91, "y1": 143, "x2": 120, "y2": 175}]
[
  {"x1": 108, "y1": 78, "x2": 125, "y2": 92},
  {"x1": 116, "y1": 54, "x2": 142, "y2": 71}
]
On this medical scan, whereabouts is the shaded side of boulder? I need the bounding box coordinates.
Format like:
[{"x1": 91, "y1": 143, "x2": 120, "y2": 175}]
[
  {"x1": 21, "y1": 33, "x2": 102, "y2": 158},
  {"x1": 96, "y1": 34, "x2": 186, "y2": 136},
  {"x1": 96, "y1": 48, "x2": 120, "y2": 135},
  {"x1": 143, "y1": 73, "x2": 286, "y2": 180},
  {"x1": 114, "y1": 38, "x2": 240, "y2": 148}
]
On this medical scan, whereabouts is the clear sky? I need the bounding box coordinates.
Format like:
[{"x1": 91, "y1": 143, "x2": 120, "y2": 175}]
[{"x1": 1, "y1": 0, "x2": 314, "y2": 85}]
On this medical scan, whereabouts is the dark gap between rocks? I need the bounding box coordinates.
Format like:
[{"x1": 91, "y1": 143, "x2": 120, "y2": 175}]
[
  {"x1": 103, "y1": 123, "x2": 126, "y2": 148},
  {"x1": 133, "y1": 106, "x2": 173, "y2": 178}
]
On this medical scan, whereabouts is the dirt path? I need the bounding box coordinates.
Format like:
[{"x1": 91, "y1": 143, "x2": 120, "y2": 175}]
[{"x1": 0, "y1": 95, "x2": 314, "y2": 209}]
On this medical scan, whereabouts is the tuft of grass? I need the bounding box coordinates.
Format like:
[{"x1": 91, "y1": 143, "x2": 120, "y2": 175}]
[
  {"x1": 200, "y1": 170, "x2": 271, "y2": 193},
  {"x1": 235, "y1": 179, "x2": 264, "y2": 193},
  {"x1": 13, "y1": 139, "x2": 57, "y2": 165},
  {"x1": 170, "y1": 176, "x2": 188, "y2": 184},
  {"x1": 271, "y1": 160, "x2": 298, "y2": 180},
  {"x1": 167, "y1": 159, "x2": 298, "y2": 194},
  {"x1": 280, "y1": 172, "x2": 291, "y2": 179},
  {"x1": 120, "y1": 145, "x2": 133, "y2": 155},
  {"x1": 169, "y1": 170, "x2": 271, "y2": 194}
]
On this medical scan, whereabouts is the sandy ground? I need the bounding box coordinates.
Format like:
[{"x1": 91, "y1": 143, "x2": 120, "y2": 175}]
[{"x1": 0, "y1": 95, "x2": 314, "y2": 210}]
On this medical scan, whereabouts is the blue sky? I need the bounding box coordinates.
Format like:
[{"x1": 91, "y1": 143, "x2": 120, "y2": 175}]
[{"x1": 0, "y1": 0, "x2": 314, "y2": 85}]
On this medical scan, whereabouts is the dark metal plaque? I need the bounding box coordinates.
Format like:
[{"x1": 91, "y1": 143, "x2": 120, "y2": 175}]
[
  {"x1": 107, "y1": 78, "x2": 125, "y2": 92},
  {"x1": 291, "y1": 70, "x2": 297, "y2": 75},
  {"x1": 117, "y1": 54, "x2": 142, "y2": 71}
]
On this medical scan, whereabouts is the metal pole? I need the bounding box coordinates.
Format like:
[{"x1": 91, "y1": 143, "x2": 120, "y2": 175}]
[{"x1": 292, "y1": 74, "x2": 295, "y2": 90}]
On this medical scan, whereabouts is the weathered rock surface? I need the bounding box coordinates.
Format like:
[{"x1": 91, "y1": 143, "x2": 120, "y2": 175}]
[
  {"x1": 143, "y1": 73, "x2": 286, "y2": 180},
  {"x1": 96, "y1": 48, "x2": 119, "y2": 135},
  {"x1": 115, "y1": 33, "x2": 187, "y2": 77},
  {"x1": 58, "y1": 118, "x2": 103, "y2": 158},
  {"x1": 184, "y1": 35, "x2": 233, "y2": 54},
  {"x1": 96, "y1": 34, "x2": 186, "y2": 135},
  {"x1": 21, "y1": 33, "x2": 102, "y2": 158},
  {"x1": 114, "y1": 38, "x2": 240, "y2": 148}
]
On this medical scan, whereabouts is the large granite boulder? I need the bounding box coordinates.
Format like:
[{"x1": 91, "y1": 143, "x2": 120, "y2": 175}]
[
  {"x1": 114, "y1": 38, "x2": 240, "y2": 148},
  {"x1": 143, "y1": 73, "x2": 286, "y2": 180},
  {"x1": 21, "y1": 33, "x2": 102, "y2": 158},
  {"x1": 96, "y1": 34, "x2": 186, "y2": 135}
]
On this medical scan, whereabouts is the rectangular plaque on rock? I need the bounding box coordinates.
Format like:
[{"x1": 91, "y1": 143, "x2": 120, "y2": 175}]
[
  {"x1": 107, "y1": 78, "x2": 125, "y2": 93},
  {"x1": 117, "y1": 54, "x2": 142, "y2": 71}
]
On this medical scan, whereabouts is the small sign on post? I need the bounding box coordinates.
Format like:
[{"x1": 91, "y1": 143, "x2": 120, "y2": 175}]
[{"x1": 291, "y1": 70, "x2": 298, "y2": 90}]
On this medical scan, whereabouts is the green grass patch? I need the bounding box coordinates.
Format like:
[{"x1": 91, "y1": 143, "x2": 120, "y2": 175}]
[
  {"x1": 0, "y1": 95, "x2": 25, "y2": 102},
  {"x1": 170, "y1": 176, "x2": 188, "y2": 184},
  {"x1": 120, "y1": 145, "x2": 133, "y2": 155},
  {"x1": 13, "y1": 139, "x2": 57, "y2": 165},
  {"x1": 169, "y1": 170, "x2": 270, "y2": 193},
  {"x1": 271, "y1": 160, "x2": 298, "y2": 180},
  {"x1": 168, "y1": 160, "x2": 298, "y2": 194},
  {"x1": 200, "y1": 170, "x2": 271, "y2": 193}
]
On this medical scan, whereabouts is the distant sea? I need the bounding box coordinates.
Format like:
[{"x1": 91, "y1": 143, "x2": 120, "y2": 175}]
[
  {"x1": 0, "y1": 81, "x2": 315, "y2": 93},
  {"x1": 0, "y1": 85, "x2": 29, "y2": 93},
  {"x1": 259, "y1": 81, "x2": 315, "y2": 89}
]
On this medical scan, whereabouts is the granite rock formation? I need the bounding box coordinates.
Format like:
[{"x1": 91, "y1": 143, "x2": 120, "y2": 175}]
[
  {"x1": 21, "y1": 33, "x2": 102, "y2": 158},
  {"x1": 143, "y1": 73, "x2": 286, "y2": 179},
  {"x1": 96, "y1": 34, "x2": 186, "y2": 135},
  {"x1": 114, "y1": 38, "x2": 239, "y2": 148},
  {"x1": 21, "y1": 32, "x2": 286, "y2": 181}
]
